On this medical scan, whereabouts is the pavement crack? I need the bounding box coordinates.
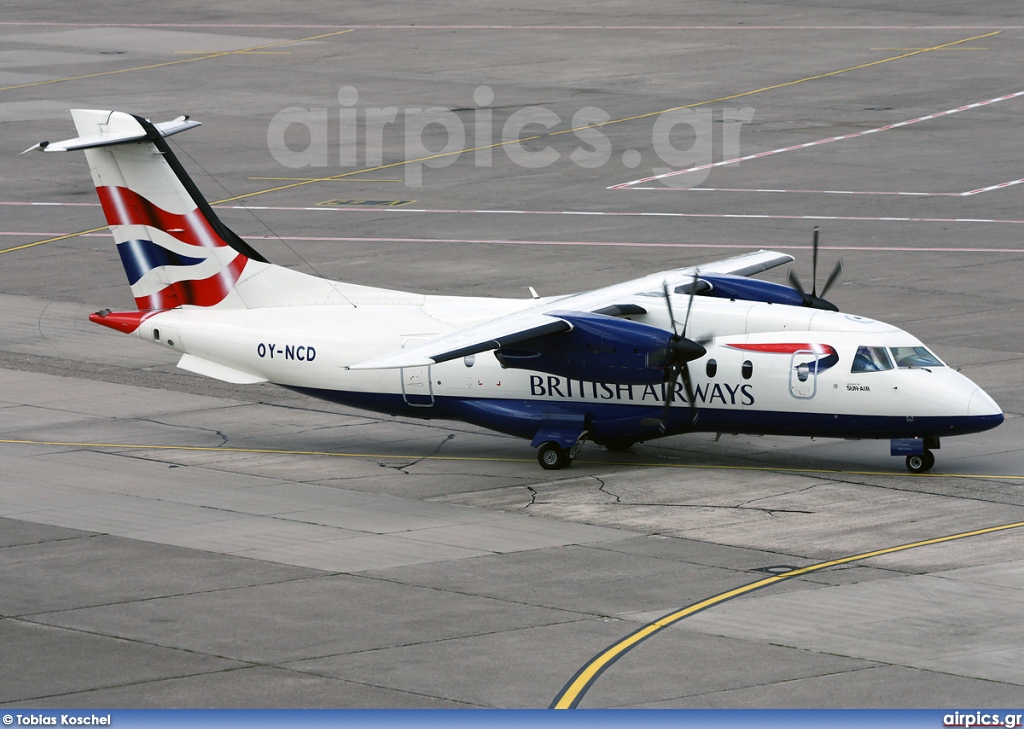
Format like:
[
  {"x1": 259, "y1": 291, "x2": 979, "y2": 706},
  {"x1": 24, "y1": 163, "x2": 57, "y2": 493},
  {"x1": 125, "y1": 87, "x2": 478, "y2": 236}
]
[
  {"x1": 376, "y1": 433, "x2": 456, "y2": 473},
  {"x1": 595, "y1": 475, "x2": 622, "y2": 503},
  {"x1": 134, "y1": 417, "x2": 230, "y2": 447},
  {"x1": 734, "y1": 482, "x2": 820, "y2": 510},
  {"x1": 618, "y1": 502, "x2": 813, "y2": 515}
]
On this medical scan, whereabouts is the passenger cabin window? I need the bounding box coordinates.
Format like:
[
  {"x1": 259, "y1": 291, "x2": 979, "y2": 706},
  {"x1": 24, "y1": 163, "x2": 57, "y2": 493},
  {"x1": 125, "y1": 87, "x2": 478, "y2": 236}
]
[
  {"x1": 851, "y1": 346, "x2": 893, "y2": 373},
  {"x1": 706, "y1": 359, "x2": 717, "y2": 378},
  {"x1": 890, "y1": 346, "x2": 943, "y2": 369},
  {"x1": 741, "y1": 360, "x2": 753, "y2": 380}
]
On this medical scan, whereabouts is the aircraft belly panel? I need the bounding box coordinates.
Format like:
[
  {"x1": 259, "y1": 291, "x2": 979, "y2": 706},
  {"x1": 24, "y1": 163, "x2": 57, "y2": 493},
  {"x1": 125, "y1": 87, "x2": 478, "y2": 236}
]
[{"x1": 278, "y1": 386, "x2": 1003, "y2": 444}]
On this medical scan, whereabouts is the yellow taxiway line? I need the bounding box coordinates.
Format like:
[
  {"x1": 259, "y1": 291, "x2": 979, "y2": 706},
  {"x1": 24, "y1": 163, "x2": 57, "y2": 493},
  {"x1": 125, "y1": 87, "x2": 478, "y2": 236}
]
[
  {"x1": 0, "y1": 438, "x2": 1020, "y2": 480},
  {"x1": 0, "y1": 30, "x2": 353, "y2": 93},
  {"x1": 2, "y1": 435, "x2": 1019, "y2": 705},
  {"x1": 0, "y1": 227, "x2": 107, "y2": 255},
  {"x1": 551, "y1": 517, "x2": 1024, "y2": 708}
]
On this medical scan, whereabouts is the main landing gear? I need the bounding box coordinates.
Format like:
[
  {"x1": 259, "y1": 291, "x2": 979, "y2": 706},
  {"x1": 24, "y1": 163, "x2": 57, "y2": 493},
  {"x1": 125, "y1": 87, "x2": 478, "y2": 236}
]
[
  {"x1": 905, "y1": 450, "x2": 936, "y2": 474},
  {"x1": 536, "y1": 433, "x2": 588, "y2": 470},
  {"x1": 537, "y1": 442, "x2": 573, "y2": 470}
]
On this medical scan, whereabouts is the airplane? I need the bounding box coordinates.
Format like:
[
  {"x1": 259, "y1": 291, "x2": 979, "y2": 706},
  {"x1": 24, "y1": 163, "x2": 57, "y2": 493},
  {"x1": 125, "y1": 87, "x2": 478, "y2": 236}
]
[{"x1": 27, "y1": 109, "x2": 1004, "y2": 473}]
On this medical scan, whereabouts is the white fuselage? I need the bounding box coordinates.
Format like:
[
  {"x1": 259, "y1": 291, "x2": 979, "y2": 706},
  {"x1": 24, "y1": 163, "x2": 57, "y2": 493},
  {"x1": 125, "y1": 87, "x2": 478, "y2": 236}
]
[{"x1": 130, "y1": 292, "x2": 1002, "y2": 444}]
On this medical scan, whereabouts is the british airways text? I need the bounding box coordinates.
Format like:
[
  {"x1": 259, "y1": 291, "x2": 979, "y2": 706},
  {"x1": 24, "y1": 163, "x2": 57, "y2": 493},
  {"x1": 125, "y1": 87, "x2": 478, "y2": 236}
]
[{"x1": 529, "y1": 375, "x2": 754, "y2": 405}]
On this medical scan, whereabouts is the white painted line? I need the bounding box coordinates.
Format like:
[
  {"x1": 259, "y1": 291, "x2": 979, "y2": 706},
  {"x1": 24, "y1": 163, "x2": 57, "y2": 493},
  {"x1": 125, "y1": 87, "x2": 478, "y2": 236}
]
[
  {"x1": 8, "y1": 201, "x2": 1024, "y2": 226},
  {"x1": 637, "y1": 177, "x2": 1024, "y2": 196},
  {"x1": 610, "y1": 90, "x2": 1024, "y2": 189}
]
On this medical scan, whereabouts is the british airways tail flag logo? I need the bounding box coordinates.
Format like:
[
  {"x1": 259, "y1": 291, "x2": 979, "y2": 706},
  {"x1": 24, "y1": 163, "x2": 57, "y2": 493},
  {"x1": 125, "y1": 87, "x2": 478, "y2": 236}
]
[{"x1": 97, "y1": 185, "x2": 247, "y2": 310}]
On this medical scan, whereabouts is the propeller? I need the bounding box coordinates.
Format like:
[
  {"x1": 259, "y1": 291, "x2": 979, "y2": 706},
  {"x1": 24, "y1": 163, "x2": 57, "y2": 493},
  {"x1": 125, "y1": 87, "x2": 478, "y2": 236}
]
[
  {"x1": 641, "y1": 273, "x2": 712, "y2": 432},
  {"x1": 787, "y1": 227, "x2": 843, "y2": 311}
]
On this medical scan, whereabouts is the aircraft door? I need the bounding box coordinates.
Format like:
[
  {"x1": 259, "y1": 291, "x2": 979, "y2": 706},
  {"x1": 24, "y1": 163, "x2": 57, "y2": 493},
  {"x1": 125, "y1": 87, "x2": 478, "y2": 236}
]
[
  {"x1": 401, "y1": 337, "x2": 434, "y2": 407},
  {"x1": 789, "y1": 349, "x2": 818, "y2": 399}
]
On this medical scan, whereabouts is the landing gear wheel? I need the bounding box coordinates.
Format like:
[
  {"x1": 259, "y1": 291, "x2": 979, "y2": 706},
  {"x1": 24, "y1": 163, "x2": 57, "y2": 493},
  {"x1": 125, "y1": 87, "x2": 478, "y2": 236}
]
[
  {"x1": 906, "y1": 449, "x2": 935, "y2": 474},
  {"x1": 537, "y1": 441, "x2": 572, "y2": 470},
  {"x1": 603, "y1": 441, "x2": 635, "y2": 452}
]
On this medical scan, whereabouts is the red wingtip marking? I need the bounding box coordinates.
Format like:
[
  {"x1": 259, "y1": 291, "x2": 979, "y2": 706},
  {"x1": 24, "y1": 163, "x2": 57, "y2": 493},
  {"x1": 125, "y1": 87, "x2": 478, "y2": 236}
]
[{"x1": 89, "y1": 309, "x2": 162, "y2": 334}]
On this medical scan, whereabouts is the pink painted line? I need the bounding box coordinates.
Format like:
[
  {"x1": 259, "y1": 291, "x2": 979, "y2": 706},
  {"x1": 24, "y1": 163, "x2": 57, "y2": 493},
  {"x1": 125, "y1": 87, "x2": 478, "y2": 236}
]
[
  {"x1": 0, "y1": 232, "x2": 106, "y2": 237},
  {"x1": 2, "y1": 230, "x2": 1021, "y2": 254},
  {"x1": 610, "y1": 90, "x2": 1024, "y2": 189},
  {"x1": 0, "y1": 201, "x2": 97, "y2": 206},
  {"x1": 218, "y1": 206, "x2": 1024, "y2": 226},
  {"x1": 245, "y1": 236, "x2": 1023, "y2": 253},
  {"x1": 8, "y1": 201, "x2": 1024, "y2": 226},
  {"x1": 1, "y1": 22, "x2": 1021, "y2": 29},
  {"x1": 664, "y1": 187, "x2": 955, "y2": 196},
  {"x1": 962, "y1": 177, "x2": 1024, "y2": 195}
]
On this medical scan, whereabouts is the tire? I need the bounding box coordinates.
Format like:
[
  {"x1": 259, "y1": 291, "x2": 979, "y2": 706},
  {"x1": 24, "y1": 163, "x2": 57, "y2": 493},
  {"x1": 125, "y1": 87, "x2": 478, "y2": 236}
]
[
  {"x1": 602, "y1": 441, "x2": 635, "y2": 452},
  {"x1": 537, "y1": 442, "x2": 571, "y2": 470},
  {"x1": 906, "y1": 449, "x2": 935, "y2": 474}
]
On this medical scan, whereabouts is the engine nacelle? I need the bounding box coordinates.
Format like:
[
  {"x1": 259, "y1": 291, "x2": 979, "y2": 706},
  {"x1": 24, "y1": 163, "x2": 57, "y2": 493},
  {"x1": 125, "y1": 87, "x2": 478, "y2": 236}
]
[
  {"x1": 696, "y1": 273, "x2": 838, "y2": 311},
  {"x1": 494, "y1": 311, "x2": 683, "y2": 385},
  {"x1": 696, "y1": 273, "x2": 805, "y2": 306}
]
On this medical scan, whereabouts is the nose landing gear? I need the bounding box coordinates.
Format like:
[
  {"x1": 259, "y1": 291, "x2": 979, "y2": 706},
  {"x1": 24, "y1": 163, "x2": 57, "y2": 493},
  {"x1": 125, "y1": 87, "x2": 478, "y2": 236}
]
[{"x1": 892, "y1": 436, "x2": 939, "y2": 473}]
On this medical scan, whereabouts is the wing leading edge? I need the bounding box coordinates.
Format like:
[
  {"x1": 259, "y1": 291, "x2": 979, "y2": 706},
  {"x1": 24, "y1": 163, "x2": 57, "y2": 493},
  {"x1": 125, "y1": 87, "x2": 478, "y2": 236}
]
[{"x1": 347, "y1": 249, "x2": 793, "y2": 370}]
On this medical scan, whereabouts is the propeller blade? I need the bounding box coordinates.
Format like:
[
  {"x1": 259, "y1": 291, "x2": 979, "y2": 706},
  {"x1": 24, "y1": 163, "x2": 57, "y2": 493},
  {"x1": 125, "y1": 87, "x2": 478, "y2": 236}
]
[
  {"x1": 643, "y1": 274, "x2": 707, "y2": 431},
  {"x1": 787, "y1": 268, "x2": 809, "y2": 302},
  {"x1": 811, "y1": 226, "x2": 820, "y2": 297},
  {"x1": 641, "y1": 364, "x2": 678, "y2": 432},
  {"x1": 680, "y1": 363, "x2": 699, "y2": 425},
  {"x1": 662, "y1": 281, "x2": 679, "y2": 339},
  {"x1": 819, "y1": 258, "x2": 844, "y2": 298},
  {"x1": 681, "y1": 270, "x2": 699, "y2": 340}
]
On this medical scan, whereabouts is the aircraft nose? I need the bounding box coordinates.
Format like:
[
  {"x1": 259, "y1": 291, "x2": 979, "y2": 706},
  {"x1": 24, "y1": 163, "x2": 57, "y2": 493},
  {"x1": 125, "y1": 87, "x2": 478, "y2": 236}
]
[{"x1": 969, "y1": 387, "x2": 1003, "y2": 419}]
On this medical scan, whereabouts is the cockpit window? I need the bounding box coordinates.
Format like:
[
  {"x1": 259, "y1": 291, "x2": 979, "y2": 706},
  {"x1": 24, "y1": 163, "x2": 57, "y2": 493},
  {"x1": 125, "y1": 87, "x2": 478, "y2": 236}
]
[
  {"x1": 889, "y1": 346, "x2": 944, "y2": 368},
  {"x1": 851, "y1": 346, "x2": 893, "y2": 373}
]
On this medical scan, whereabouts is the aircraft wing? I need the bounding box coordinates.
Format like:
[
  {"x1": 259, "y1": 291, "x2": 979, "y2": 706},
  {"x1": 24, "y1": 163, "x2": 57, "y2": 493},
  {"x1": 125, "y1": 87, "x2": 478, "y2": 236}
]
[{"x1": 347, "y1": 249, "x2": 793, "y2": 370}]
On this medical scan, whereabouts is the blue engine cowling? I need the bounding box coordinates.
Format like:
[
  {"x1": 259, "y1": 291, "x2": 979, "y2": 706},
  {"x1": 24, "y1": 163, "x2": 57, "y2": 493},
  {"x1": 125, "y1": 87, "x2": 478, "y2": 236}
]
[
  {"x1": 696, "y1": 273, "x2": 838, "y2": 311},
  {"x1": 493, "y1": 311, "x2": 682, "y2": 385},
  {"x1": 696, "y1": 273, "x2": 806, "y2": 306}
]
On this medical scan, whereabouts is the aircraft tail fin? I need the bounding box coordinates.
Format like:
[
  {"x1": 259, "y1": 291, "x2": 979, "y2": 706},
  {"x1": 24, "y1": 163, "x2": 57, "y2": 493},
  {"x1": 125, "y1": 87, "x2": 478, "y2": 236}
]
[
  {"x1": 39, "y1": 109, "x2": 271, "y2": 311},
  {"x1": 36, "y1": 110, "x2": 421, "y2": 325}
]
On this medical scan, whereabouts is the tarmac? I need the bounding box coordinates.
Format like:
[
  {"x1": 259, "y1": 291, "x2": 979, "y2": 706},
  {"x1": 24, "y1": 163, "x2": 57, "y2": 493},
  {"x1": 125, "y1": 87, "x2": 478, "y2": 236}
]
[{"x1": 1, "y1": 0, "x2": 1024, "y2": 709}]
